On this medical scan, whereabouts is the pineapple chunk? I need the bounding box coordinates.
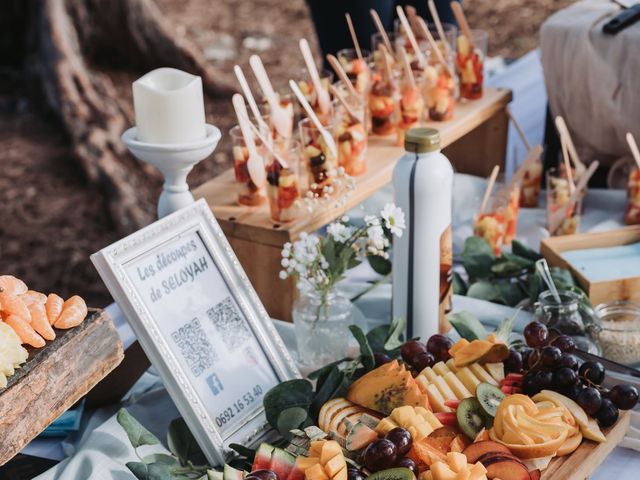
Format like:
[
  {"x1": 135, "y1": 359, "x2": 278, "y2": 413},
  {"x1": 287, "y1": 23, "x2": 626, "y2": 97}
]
[
  {"x1": 469, "y1": 364, "x2": 498, "y2": 386},
  {"x1": 420, "y1": 366, "x2": 439, "y2": 382},
  {"x1": 443, "y1": 372, "x2": 473, "y2": 400},
  {"x1": 392, "y1": 405, "x2": 415, "y2": 426},
  {"x1": 445, "y1": 358, "x2": 459, "y2": 373},
  {"x1": 432, "y1": 376, "x2": 458, "y2": 403},
  {"x1": 433, "y1": 361, "x2": 451, "y2": 377},
  {"x1": 456, "y1": 367, "x2": 481, "y2": 395},
  {"x1": 416, "y1": 407, "x2": 443, "y2": 429},
  {"x1": 483, "y1": 363, "x2": 505, "y2": 383},
  {"x1": 425, "y1": 383, "x2": 451, "y2": 413}
]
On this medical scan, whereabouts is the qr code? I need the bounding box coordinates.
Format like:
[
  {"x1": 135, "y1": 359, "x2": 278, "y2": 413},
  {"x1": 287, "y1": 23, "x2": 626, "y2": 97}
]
[
  {"x1": 171, "y1": 318, "x2": 217, "y2": 377},
  {"x1": 207, "y1": 296, "x2": 251, "y2": 351}
]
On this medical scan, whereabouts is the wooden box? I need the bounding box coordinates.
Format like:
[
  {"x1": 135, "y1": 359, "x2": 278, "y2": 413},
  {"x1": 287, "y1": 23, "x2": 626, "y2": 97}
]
[
  {"x1": 195, "y1": 88, "x2": 512, "y2": 321},
  {"x1": 540, "y1": 225, "x2": 640, "y2": 306},
  {"x1": 0, "y1": 309, "x2": 123, "y2": 465}
]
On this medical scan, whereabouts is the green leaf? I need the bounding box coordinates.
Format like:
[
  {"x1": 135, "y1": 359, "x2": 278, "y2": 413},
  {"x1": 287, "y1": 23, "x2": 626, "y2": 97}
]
[
  {"x1": 501, "y1": 252, "x2": 535, "y2": 269},
  {"x1": 496, "y1": 282, "x2": 526, "y2": 307},
  {"x1": 550, "y1": 267, "x2": 576, "y2": 289},
  {"x1": 467, "y1": 280, "x2": 502, "y2": 303},
  {"x1": 462, "y1": 237, "x2": 496, "y2": 279},
  {"x1": 310, "y1": 368, "x2": 348, "y2": 421},
  {"x1": 491, "y1": 261, "x2": 525, "y2": 277},
  {"x1": 512, "y1": 240, "x2": 542, "y2": 261},
  {"x1": 368, "y1": 255, "x2": 392, "y2": 275},
  {"x1": 307, "y1": 359, "x2": 349, "y2": 380},
  {"x1": 141, "y1": 454, "x2": 179, "y2": 466},
  {"x1": 263, "y1": 379, "x2": 314, "y2": 428},
  {"x1": 383, "y1": 317, "x2": 406, "y2": 351},
  {"x1": 452, "y1": 272, "x2": 467, "y2": 295},
  {"x1": 448, "y1": 312, "x2": 487, "y2": 341},
  {"x1": 228, "y1": 444, "x2": 256, "y2": 462},
  {"x1": 349, "y1": 325, "x2": 375, "y2": 370},
  {"x1": 277, "y1": 407, "x2": 309, "y2": 440},
  {"x1": 117, "y1": 409, "x2": 160, "y2": 449},
  {"x1": 167, "y1": 418, "x2": 207, "y2": 467},
  {"x1": 126, "y1": 461, "x2": 151, "y2": 480},
  {"x1": 366, "y1": 324, "x2": 390, "y2": 353},
  {"x1": 148, "y1": 464, "x2": 172, "y2": 480}
]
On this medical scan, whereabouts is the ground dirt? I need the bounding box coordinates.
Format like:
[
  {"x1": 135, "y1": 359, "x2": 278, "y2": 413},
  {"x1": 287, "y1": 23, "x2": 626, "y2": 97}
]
[{"x1": 0, "y1": 0, "x2": 571, "y2": 307}]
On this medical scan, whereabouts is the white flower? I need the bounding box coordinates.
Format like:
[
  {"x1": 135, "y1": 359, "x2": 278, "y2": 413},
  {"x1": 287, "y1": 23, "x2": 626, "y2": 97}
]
[
  {"x1": 367, "y1": 224, "x2": 386, "y2": 251},
  {"x1": 341, "y1": 215, "x2": 350, "y2": 223},
  {"x1": 327, "y1": 222, "x2": 353, "y2": 243},
  {"x1": 281, "y1": 258, "x2": 290, "y2": 268},
  {"x1": 364, "y1": 215, "x2": 379, "y2": 226},
  {"x1": 279, "y1": 270, "x2": 288, "y2": 280},
  {"x1": 381, "y1": 203, "x2": 406, "y2": 237}
]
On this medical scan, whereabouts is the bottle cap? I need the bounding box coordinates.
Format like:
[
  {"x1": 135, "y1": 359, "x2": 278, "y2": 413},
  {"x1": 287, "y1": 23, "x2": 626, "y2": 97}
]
[{"x1": 404, "y1": 128, "x2": 441, "y2": 153}]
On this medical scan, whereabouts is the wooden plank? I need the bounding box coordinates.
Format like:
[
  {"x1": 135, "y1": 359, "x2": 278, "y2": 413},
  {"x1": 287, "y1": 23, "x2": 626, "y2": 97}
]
[
  {"x1": 541, "y1": 409, "x2": 631, "y2": 480},
  {"x1": 0, "y1": 309, "x2": 123, "y2": 465},
  {"x1": 541, "y1": 225, "x2": 640, "y2": 305},
  {"x1": 194, "y1": 87, "x2": 513, "y2": 248}
]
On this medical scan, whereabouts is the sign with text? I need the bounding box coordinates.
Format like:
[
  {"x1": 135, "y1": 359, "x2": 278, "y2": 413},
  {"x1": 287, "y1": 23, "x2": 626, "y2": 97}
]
[{"x1": 91, "y1": 200, "x2": 299, "y2": 465}]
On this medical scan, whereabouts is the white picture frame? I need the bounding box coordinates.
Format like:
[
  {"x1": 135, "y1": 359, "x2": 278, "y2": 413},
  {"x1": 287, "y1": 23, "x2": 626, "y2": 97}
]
[{"x1": 91, "y1": 199, "x2": 300, "y2": 465}]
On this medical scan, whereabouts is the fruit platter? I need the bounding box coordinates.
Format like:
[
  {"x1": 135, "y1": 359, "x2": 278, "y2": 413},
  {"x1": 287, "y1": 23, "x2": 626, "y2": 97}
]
[{"x1": 210, "y1": 315, "x2": 635, "y2": 480}]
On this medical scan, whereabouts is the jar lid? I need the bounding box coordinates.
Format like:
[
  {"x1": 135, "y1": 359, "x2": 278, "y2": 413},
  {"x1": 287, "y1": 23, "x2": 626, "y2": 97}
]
[{"x1": 404, "y1": 128, "x2": 441, "y2": 153}]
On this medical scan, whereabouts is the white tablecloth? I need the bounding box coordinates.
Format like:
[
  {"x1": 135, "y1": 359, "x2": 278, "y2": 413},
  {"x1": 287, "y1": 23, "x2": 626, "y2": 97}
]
[{"x1": 31, "y1": 173, "x2": 640, "y2": 479}]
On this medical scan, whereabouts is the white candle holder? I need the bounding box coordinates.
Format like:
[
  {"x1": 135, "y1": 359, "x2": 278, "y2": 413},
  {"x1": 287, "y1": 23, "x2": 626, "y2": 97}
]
[{"x1": 122, "y1": 124, "x2": 221, "y2": 218}]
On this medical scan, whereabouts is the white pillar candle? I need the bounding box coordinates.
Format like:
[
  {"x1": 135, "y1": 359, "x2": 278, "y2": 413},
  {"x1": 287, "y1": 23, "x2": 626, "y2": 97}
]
[{"x1": 133, "y1": 67, "x2": 207, "y2": 144}]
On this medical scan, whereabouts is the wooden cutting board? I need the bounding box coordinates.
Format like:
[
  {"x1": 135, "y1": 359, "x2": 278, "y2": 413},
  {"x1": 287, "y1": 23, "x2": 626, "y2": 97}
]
[
  {"x1": 0, "y1": 308, "x2": 123, "y2": 465},
  {"x1": 542, "y1": 409, "x2": 631, "y2": 479}
]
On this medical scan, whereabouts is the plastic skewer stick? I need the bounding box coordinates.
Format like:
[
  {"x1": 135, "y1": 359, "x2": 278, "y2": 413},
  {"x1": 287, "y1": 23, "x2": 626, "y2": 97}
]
[
  {"x1": 510, "y1": 144, "x2": 544, "y2": 188},
  {"x1": 249, "y1": 55, "x2": 291, "y2": 140},
  {"x1": 234, "y1": 65, "x2": 270, "y2": 138},
  {"x1": 378, "y1": 45, "x2": 395, "y2": 84},
  {"x1": 329, "y1": 84, "x2": 359, "y2": 122},
  {"x1": 559, "y1": 132, "x2": 576, "y2": 193},
  {"x1": 299, "y1": 38, "x2": 332, "y2": 115},
  {"x1": 535, "y1": 259, "x2": 561, "y2": 303},
  {"x1": 345, "y1": 13, "x2": 363, "y2": 61},
  {"x1": 506, "y1": 107, "x2": 531, "y2": 151},
  {"x1": 428, "y1": 0, "x2": 452, "y2": 56},
  {"x1": 396, "y1": 6, "x2": 426, "y2": 67},
  {"x1": 399, "y1": 46, "x2": 416, "y2": 89},
  {"x1": 417, "y1": 17, "x2": 454, "y2": 77},
  {"x1": 406, "y1": 5, "x2": 421, "y2": 35},
  {"x1": 450, "y1": 1, "x2": 475, "y2": 51},
  {"x1": 479, "y1": 165, "x2": 500, "y2": 215},
  {"x1": 326, "y1": 54, "x2": 360, "y2": 99},
  {"x1": 370, "y1": 9, "x2": 393, "y2": 52},
  {"x1": 248, "y1": 122, "x2": 288, "y2": 169},
  {"x1": 549, "y1": 160, "x2": 599, "y2": 235},
  {"x1": 289, "y1": 79, "x2": 338, "y2": 160},
  {"x1": 231, "y1": 94, "x2": 266, "y2": 187},
  {"x1": 626, "y1": 132, "x2": 640, "y2": 169},
  {"x1": 555, "y1": 116, "x2": 586, "y2": 176}
]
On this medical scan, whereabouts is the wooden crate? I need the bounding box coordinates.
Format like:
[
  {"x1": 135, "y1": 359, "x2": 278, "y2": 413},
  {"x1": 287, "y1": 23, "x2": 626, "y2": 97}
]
[
  {"x1": 0, "y1": 309, "x2": 123, "y2": 465},
  {"x1": 540, "y1": 226, "x2": 640, "y2": 306},
  {"x1": 542, "y1": 409, "x2": 631, "y2": 479},
  {"x1": 195, "y1": 87, "x2": 512, "y2": 320}
]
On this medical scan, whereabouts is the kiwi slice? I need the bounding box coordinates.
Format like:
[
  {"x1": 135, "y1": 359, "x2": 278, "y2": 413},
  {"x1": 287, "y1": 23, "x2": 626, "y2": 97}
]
[
  {"x1": 456, "y1": 397, "x2": 492, "y2": 440},
  {"x1": 476, "y1": 382, "x2": 506, "y2": 417},
  {"x1": 367, "y1": 468, "x2": 415, "y2": 480}
]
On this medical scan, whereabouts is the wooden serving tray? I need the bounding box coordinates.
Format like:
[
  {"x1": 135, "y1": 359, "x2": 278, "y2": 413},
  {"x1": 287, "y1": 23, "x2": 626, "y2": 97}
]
[
  {"x1": 541, "y1": 409, "x2": 631, "y2": 479},
  {"x1": 0, "y1": 308, "x2": 123, "y2": 465},
  {"x1": 540, "y1": 225, "x2": 640, "y2": 305}
]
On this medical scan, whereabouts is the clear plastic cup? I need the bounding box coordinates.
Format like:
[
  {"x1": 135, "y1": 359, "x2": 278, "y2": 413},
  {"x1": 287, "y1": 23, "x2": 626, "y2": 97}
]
[
  {"x1": 455, "y1": 29, "x2": 488, "y2": 100},
  {"x1": 423, "y1": 52, "x2": 456, "y2": 121},
  {"x1": 265, "y1": 140, "x2": 303, "y2": 223},
  {"x1": 259, "y1": 91, "x2": 295, "y2": 146},
  {"x1": 547, "y1": 167, "x2": 581, "y2": 236},
  {"x1": 519, "y1": 159, "x2": 543, "y2": 207},
  {"x1": 496, "y1": 178, "x2": 521, "y2": 245},
  {"x1": 474, "y1": 195, "x2": 508, "y2": 254},
  {"x1": 229, "y1": 125, "x2": 268, "y2": 207},
  {"x1": 299, "y1": 117, "x2": 337, "y2": 197},
  {"x1": 398, "y1": 71, "x2": 425, "y2": 144},
  {"x1": 337, "y1": 48, "x2": 372, "y2": 96},
  {"x1": 295, "y1": 68, "x2": 334, "y2": 126},
  {"x1": 625, "y1": 168, "x2": 640, "y2": 225},
  {"x1": 333, "y1": 83, "x2": 368, "y2": 176},
  {"x1": 425, "y1": 22, "x2": 458, "y2": 56},
  {"x1": 369, "y1": 72, "x2": 400, "y2": 137}
]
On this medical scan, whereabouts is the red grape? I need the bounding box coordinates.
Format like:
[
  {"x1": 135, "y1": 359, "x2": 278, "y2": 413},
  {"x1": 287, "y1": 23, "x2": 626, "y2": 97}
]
[
  {"x1": 504, "y1": 349, "x2": 523, "y2": 373},
  {"x1": 347, "y1": 467, "x2": 365, "y2": 480},
  {"x1": 540, "y1": 346, "x2": 562, "y2": 367},
  {"x1": 395, "y1": 457, "x2": 418, "y2": 476},
  {"x1": 607, "y1": 384, "x2": 639, "y2": 410},
  {"x1": 557, "y1": 353, "x2": 579, "y2": 371},
  {"x1": 550, "y1": 335, "x2": 576, "y2": 353},
  {"x1": 362, "y1": 439, "x2": 397, "y2": 472},
  {"x1": 411, "y1": 351, "x2": 435, "y2": 371},
  {"x1": 596, "y1": 398, "x2": 619, "y2": 428},
  {"x1": 401, "y1": 341, "x2": 427, "y2": 365},
  {"x1": 523, "y1": 321, "x2": 549, "y2": 348},
  {"x1": 374, "y1": 352, "x2": 392, "y2": 367},
  {"x1": 578, "y1": 361, "x2": 605, "y2": 385},
  {"x1": 426, "y1": 334, "x2": 454, "y2": 362},
  {"x1": 385, "y1": 427, "x2": 412, "y2": 456},
  {"x1": 575, "y1": 387, "x2": 602, "y2": 416},
  {"x1": 553, "y1": 367, "x2": 578, "y2": 388}
]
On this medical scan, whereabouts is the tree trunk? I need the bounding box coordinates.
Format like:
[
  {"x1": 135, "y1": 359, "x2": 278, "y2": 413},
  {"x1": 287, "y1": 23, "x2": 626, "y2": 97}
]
[{"x1": 26, "y1": 0, "x2": 235, "y2": 234}]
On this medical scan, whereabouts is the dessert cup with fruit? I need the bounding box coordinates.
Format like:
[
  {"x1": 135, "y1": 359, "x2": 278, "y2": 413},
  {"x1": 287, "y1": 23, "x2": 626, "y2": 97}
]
[
  {"x1": 299, "y1": 117, "x2": 337, "y2": 197},
  {"x1": 423, "y1": 56, "x2": 456, "y2": 122},
  {"x1": 334, "y1": 88, "x2": 368, "y2": 177},
  {"x1": 337, "y1": 48, "x2": 371, "y2": 97},
  {"x1": 547, "y1": 168, "x2": 581, "y2": 236},
  {"x1": 260, "y1": 91, "x2": 296, "y2": 147},
  {"x1": 296, "y1": 68, "x2": 334, "y2": 126},
  {"x1": 520, "y1": 160, "x2": 543, "y2": 207},
  {"x1": 369, "y1": 73, "x2": 400, "y2": 137},
  {"x1": 455, "y1": 29, "x2": 488, "y2": 100},
  {"x1": 496, "y1": 180, "x2": 521, "y2": 245},
  {"x1": 265, "y1": 141, "x2": 303, "y2": 223},
  {"x1": 230, "y1": 125, "x2": 267, "y2": 206},
  {"x1": 474, "y1": 195, "x2": 508, "y2": 255}
]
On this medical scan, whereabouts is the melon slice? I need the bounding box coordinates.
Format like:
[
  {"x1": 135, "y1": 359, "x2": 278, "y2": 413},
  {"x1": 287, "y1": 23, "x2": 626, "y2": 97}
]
[{"x1": 442, "y1": 372, "x2": 472, "y2": 400}]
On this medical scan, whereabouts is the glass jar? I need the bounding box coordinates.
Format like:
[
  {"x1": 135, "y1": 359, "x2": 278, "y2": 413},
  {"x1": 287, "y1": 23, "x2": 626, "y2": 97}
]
[
  {"x1": 292, "y1": 288, "x2": 353, "y2": 368},
  {"x1": 534, "y1": 290, "x2": 600, "y2": 353},
  {"x1": 595, "y1": 301, "x2": 640, "y2": 365}
]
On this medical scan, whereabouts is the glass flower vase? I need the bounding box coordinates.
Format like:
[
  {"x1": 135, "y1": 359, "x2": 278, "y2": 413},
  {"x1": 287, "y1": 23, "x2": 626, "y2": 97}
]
[{"x1": 292, "y1": 288, "x2": 353, "y2": 368}]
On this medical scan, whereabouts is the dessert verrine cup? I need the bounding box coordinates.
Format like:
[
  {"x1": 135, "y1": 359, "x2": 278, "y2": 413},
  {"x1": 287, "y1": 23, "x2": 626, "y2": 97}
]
[
  {"x1": 474, "y1": 195, "x2": 508, "y2": 255},
  {"x1": 230, "y1": 125, "x2": 268, "y2": 207},
  {"x1": 369, "y1": 71, "x2": 400, "y2": 137},
  {"x1": 520, "y1": 159, "x2": 543, "y2": 207},
  {"x1": 424, "y1": 22, "x2": 458, "y2": 57},
  {"x1": 337, "y1": 48, "x2": 372, "y2": 97},
  {"x1": 547, "y1": 167, "x2": 581, "y2": 236},
  {"x1": 299, "y1": 117, "x2": 337, "y2": 197},
  {"x1": 625, "y1": 168, "x2": 640, "y2": 225},
  {"x1": 296, "y1": 68, "x2": 335, "y2": 126},
  {"x1": 371, "y1": 32, "x2": 401, "y2": 72},
  {"x1": 333, "y1": 83, "x2": 368, "y2": 176},
  {"x1": 398, "y1": 71, "x2": 425, "y2": 145},
  {"x1": 423, "y1": 51, "x2": 456, "y2": 122},
  {"x1": 260, "y1": 91, "x2": 296, "y2": 148},
  {"x1": 496, "y1": 178, "x2": 521, "y2": 245},
  {"x1": 265, "y1": 140, "x2": 303, "y2": 223},
  {"x1": 456, "y1": 29, "x2": 488, "y2": 100}
]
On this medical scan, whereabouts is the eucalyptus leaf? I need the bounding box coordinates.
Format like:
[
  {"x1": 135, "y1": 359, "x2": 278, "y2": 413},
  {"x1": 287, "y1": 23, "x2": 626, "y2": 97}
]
[
  {"x1": 491, "y1": 261, "x2": 525, "y2": 277},
  {"x1": 550, "y1": 267, "x2": 576, "y2": 288},
  {"x1": 263, "y1": 379, "x2": 314, "y2": 428},
  {"x1": 448, "y1": 312, "x2": 487, "y2": 340},
  {"x1": 467, "y1": 280, "x2": 502, "y2": 302},
  {"x1": 462, "y1": 237, "x2": 496, "y2": 279},
  {"x1": 117, "y1": 409, "x2": 160, "y2": 448},
  {"x1": 366, "y1": 324, "x2": 390, "y2": 353},
  {"x1": 307, "y1": 359, "x2": 349, "y2": 381},
  {"x1": 512, "y1": 240, "x2": 542, "y2": 261},
  {"x1": 127, "y1": 461, "x2": 151, "y2": 480},
  {"x1": 383, "y1": 317, "x2": 406, "y2": 351},
  {"x1": 310, "y1": 367, "x2": 348, "y2": 421},
  {"x1": 452, "y1": 272, "x2": 467, "y2": 295},
  {"x1": 148, "y1": 463, "x2": 172, "y2": 480},
  {"x1": 142, "y1": 454, "x2": 180, "y2": 467},
  {"x1": 167, "y1": 418, "x2": 207, "y2": 467},
  {"x1": 496, "y1": 281, "x2": 526, "y2": 307},
  {"x1": 277, "y1": 407, "x2": 309, "y2": 440},
  {"x1": 349, "y1": 325, "x2": 375, "y2": 370},
  {"x1": 501, "y1": 252, "x2": 535, "y2": 269},
  {"x1": 368, "y1": 255, "x2": 392, "y2": 275}
]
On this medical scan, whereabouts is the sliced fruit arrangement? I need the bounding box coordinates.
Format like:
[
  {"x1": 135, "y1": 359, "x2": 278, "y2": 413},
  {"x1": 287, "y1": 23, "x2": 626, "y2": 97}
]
[
  {"x1": 296, "y1": 440, "x2": 348, "y2": 480},
  {"x1": 0, "y1": 322, "x2": 28, "y2": 388},
  {"x1": 375, "y1": 405, "x2": 442, "y2": 441},
  {"x1": 421, "y1": 451, "x2": 488, "y2": 480},
  {"x1": 318, "y1": 398, "x2": 382, "y2": 439}
]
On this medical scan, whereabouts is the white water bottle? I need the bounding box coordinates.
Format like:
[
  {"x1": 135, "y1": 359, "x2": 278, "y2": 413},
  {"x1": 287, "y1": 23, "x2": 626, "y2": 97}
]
[{"x1": 392, "y1": 128, "x2": 454, "y2": 340}]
